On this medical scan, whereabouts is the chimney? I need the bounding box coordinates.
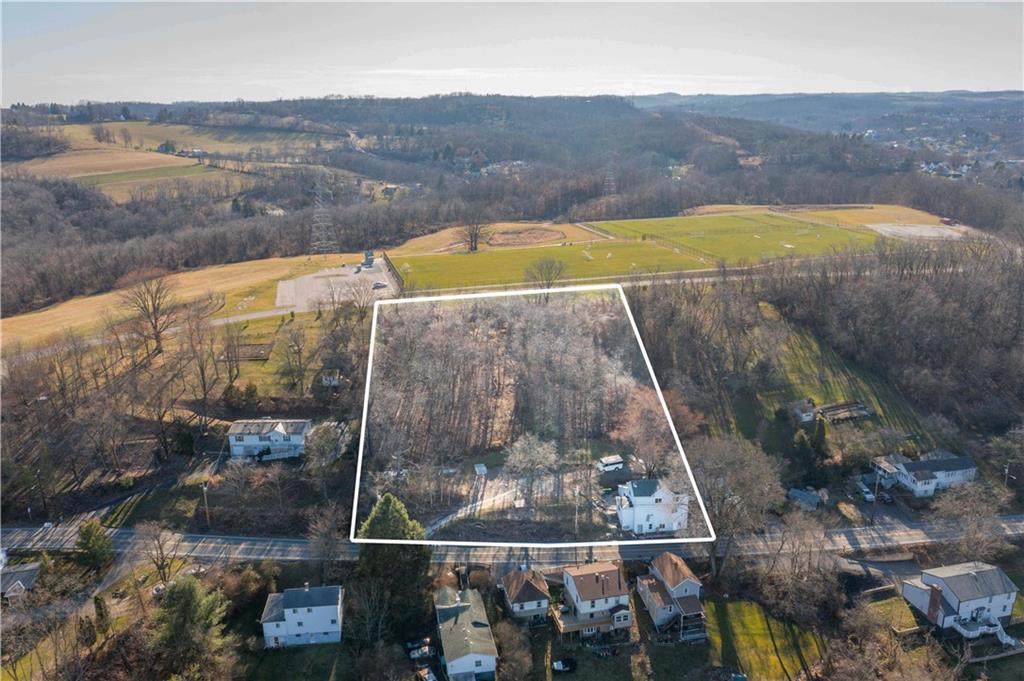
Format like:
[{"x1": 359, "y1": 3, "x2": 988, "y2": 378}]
[{"x1": 304, "y1": 582, "x2": 310, "y2": 592}]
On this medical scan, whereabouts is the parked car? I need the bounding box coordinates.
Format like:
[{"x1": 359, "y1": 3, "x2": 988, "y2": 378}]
[
  {"x1": 372, "y1": 281, "x2": 388, "y2": 290},
  {"x1": 408, "y1": 646, "x2": 435, "y2": 660},
  {"x1": 552, "y1": 658, "x2": 577, "y2": 673},
  {"x1": 857, "y1": 483, "x2": 875, "y2": 503},
  {"x1": 405, "y1": 638, "x2": 431, "y2": 651},
  {"x1": 878, "y1": 491, "x2": 894, "y2": 504},
  {"x1": 416, "y1": 667, "x2": 438, "y2": 681},
  {"x1": 596, "y1": 455, "x2": 624, "y2": 473}
]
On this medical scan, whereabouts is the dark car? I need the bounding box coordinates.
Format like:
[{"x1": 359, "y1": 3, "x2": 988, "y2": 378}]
[
  {"x1": 878, "y1": 491, "x2": 894, "y2": 503},
  {"x1": 552, "y1": 658, "x2": 577, "y2": 673},
  {"x1": 405, "y1": 638, "x2": 431, "y2": 651}
]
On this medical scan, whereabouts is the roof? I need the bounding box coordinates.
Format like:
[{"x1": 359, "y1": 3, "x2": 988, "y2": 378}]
[
  {"x1": 564, "y1": 562, "x2": 628, "y2": 600},
  {"x1": 599, "y1": 455, "x2": 623, "y2": 465},
  {"x1": 787, "y1": 488, "x2": 821, "y2": 508},
  {"x1": 676, "y1": 594, "x2": 704, "y2": 617},
  {"x1": 873, "y1": 452, "x2": 975, "y2": 481},
  {"x1": 260, "y1": 592, "x2": 285, "y2": 623},
  {"x1": 638, "y1": 574, "x2": 673, "y2": 609},
  {"x1": 651, "y1": 552, "x2": 700, "y2": 590},
  {"x1": 502, "y1": 569, "x2": 550, "y2": 604},
  {"x1": 228, "y1": 419, "x2": 311, "y2": 436},
  {"x1": 923, "y1": 562, "x2": 1018, "y2": 602},
  {"x1": 434, "y1": 588, "x2": 497, "y2": 662},
  {"x1": 0, "y1": 562, "x2": 40, "y2": 595},
  {"x1": 625, "y1": 479, "x2": 661, "y2": 498}
]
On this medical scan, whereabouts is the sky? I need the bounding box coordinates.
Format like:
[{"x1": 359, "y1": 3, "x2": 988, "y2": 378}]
[{"x1": 2, "y1": 2, "x2": 1022, "y2": 105}]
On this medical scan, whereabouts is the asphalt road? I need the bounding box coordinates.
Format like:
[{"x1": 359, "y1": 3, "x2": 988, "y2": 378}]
[{"x1": 4, "y1": 514, "x2": 1022, "y2": 573}]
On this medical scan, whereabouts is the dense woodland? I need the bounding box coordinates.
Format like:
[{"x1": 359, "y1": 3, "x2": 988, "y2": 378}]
[{"x1": 3, "y1": 94, "x2": 1023, "y2": 316}]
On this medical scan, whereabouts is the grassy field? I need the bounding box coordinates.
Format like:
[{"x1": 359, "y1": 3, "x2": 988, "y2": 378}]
[
  {"x1": 869, "y1": 596, "x2": 922, "y2": 630},
  {"x1": 5, "y1": 146, "x2": 196, "y2": 178},
  {"x1": 61, "y1": 121, "x2": 344, "y2": 156},
  {"x1": 706, "y1": 600, "x2": 825, "y2": 680},
  {"x1": 394, "y1": 240, "x2": 704, "y2": 290},
  {"x1": 590, "y1": 212, "x2": 878, "y2": 264},
  {"x1": 794, "y1": 204, "x2": 945, "y2": 228},
  {"x1": 75, "y1": 163, "x2": 216, "y2": 186},
  {"x1": 1, "y1": 254, "x2": 361, "y2": 349}
]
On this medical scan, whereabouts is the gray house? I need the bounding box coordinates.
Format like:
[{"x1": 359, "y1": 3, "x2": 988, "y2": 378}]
[{"x1": 435, "y1": 587, "x2": 497, "y2": 681}]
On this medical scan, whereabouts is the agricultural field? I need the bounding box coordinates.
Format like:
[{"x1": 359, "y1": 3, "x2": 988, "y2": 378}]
[
  {"x1": 389, "y1": 221, "x2": 601, "y2": 256},
  {"x1": 5, "y1": 146, "x2": 196, "y2": 178},
  {"x1": 393, "y1": 240, "x2": 704, "y2": 290},
  {"x1": 1, "y1": 253, "x2": 362, "y2": 349},
  {"x1": 59, "y1": 121, "x2": 345, "y2": 156},
  {"x1": 590, "y1": 211, "x2": 877, "y2": 264}
]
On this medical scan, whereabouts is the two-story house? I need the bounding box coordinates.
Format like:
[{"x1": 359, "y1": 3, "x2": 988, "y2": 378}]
[
  {"x1": 228, "y1": 419, "x2": 312, "y2": 461},
  {"x1": 902, "y1": 562, "x2": 1019, "y2": 645},
  {"x1": 260, "y1": 583, "x2": 343, "y2": 648},
  {"x1": 637, "y1": 552, "x2": 706, "y2": 640},
  {"x1": 553, "y1": 562, "x2": 632, "y2": 639},
  {"x1": 616, "y1": 479, "x2": 690, "y2": 535},
  {"x1": 501, "y1": 568, "x2": 550, "y2": 624},
  {"x1": 872, "y1": 450, "x2": 977, "y2": 497},
  {"x1": 434, "y1": 587, "x2": 497, "y2": 681}
]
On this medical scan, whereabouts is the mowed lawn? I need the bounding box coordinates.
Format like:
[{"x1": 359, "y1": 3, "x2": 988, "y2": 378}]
[
  {"x1": 590, "y1": 212, "x2": 878, "y2": 264},
  {"x1": 1, "y1": 254, "x2": 361, "y2": 349},
  {"x1": 393, "y1": 241, "x2": 704, "y2": 290},
  {"x1": 75, "y1": 163, "x2": 215, "y2": 186},
  {"x1": 706, "y1": 600, "x2": 825, "y2": 681}
]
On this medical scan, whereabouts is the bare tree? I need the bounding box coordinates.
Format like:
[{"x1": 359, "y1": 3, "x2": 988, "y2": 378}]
[
  {"x1": 346, "y1": 580, "x2": 391, "y2": 649},
  {"x1": 135, "y1": 521, "x2": 182, "y2": 584},
  {"x1": 180, "y1": 299, "x2": 221, "y2": 430},
  {"x1": 524, "y1": 257, "x2": 568, "y2": 296},
  {"x1": 220, "y1": 322, "x2": 244, "y2": 386},
  {"x1": 344, "y1": 277, "x2": 376, "y2": 324},
  {"x1": 686, "y1": 436, "x2": 784, "y2": 579},
  {"x1": 307, "y1": 501, "x2": 347, "y2": 583},
  {"x1": 932, "y1": 482, "x2": 1012, "y2": 561},
  {"x1": 279, "y1": 325, "x2": 316, "y2": 394},
  {"x1": 120, "y1": 277, "x2": 177, "y2": 354},
  {"x1": 119, "y1": 127, "x2": 132, "y2": 148},
  {"x1": 457, "y1": 209, "x2": 492, "y2": 253}
]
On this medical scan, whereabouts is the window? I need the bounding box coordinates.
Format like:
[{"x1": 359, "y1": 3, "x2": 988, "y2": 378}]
[
  {"x1": 536, "y1": 601, "x2": 542, "y2": 608},
  {"x1": 590, "y1": 600, "x2": 595, "y2": 608},
  {"x1": 475, "y1": 661, "x2": 482, "y2": 668},
  {"x1": 275, "y1": 623, "x2": 280, "y2": 629},
  {"x1": 604, "y1": 598, "x2": 609, "y2": 604},
  {"x1": 589, "y1": 613, "x2": 594, "y2": 619},
  {"x1": 331, "y1": 619, "x2": 337, "y2": 624},
  {"x1": 655, "y1": 497, "x2": 662, "y2": 504},
  {"x1": 307, "y1": 607, "x2": 312, "y2": 613},
  {"x1": 259, "y1": 435, "x2": 271, "y2": 442},
  {"x1": 234, "y1": 436, "x2": 243, "y2": 442},
  {"x1": 297, "y1": 621, "x2": 303, "y2": 627},
  {"x1": 292, "y1": 609, "x2": 298, "y2": 614},
  {"x1": 283, "y1": 435, "x2": 291, "y2": 442}
]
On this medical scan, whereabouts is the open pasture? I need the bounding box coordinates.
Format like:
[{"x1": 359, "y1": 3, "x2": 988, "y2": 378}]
[
  {"x1": 392, "y1": 240, "x2": 704, "y2": 290},
  {"x1": 61, "y1": 121, "x2": 343, "y2": 156},
  {"x1": 1, "y1": 254, "x2": 362, "y2": 349},
  {"x1": 4, "y1": 146, "x2": 196, "y2": 178},
  {"x1": 388, "y1": 221, "x2": 600, "y2": 256},
  {"x1": 590, "y1": 212, "x2": 878, "y2": 263}
]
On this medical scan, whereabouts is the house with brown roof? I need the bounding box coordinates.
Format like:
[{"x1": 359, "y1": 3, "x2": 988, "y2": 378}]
[
  {"x1": 553, "y1": 562, "x2": 632, "y2": 638},
  {"x1": 501, "y1": 568, "x2": 550, "y2": 623},
  {"x1": 637, "y1": 552, "x2": 705, "y2": 640}
]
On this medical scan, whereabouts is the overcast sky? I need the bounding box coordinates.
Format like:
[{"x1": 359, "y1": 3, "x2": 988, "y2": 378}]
[{"x1": 2, "y1": 2, "x2": 1021, "y2": 105}]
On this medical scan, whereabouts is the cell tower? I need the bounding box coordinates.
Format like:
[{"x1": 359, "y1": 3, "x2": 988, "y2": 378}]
[
  {"x1": 310, "y1": 169, "x2": 336, "y2": 254},
  {"x1": 603, "y1": 169, "x2": 617, "y2": 195}
]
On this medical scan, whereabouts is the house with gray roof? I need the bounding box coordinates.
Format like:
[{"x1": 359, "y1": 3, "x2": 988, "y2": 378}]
[
  {"x1": 872, "y1": 450, "x2": 976, "y2": 497},
  {"x1": 0, "y1": 561, "x2": 41, "y2": 601},
  {"x1": 902, "y1": 562, "x2": 1020, "y2": 645},
  {"x1": 261, "y1": 582, "x2": 343, "y2": 648},
  {"x1": 500, "y1": 568, "x2": 550, "y2": 623},
  {"x1": 229, "y1": 418, "x2": 312, "y2": 461},
  {"x1": 615, "y1": 479, "x2": 690, "y2": 536},
  {"x1": 434, "y1": 587, "x2": 497, "y2": 681}
]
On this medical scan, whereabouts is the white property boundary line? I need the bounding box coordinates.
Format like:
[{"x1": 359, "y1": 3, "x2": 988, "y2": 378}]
[{"x1": 349, "y1": 283, "x2": 717, "y2": 548}]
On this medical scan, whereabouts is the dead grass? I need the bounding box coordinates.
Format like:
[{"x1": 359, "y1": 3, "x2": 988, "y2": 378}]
[
  {"x1": 1, "y1": 254, "x2": 361, "y2": 349},
  {"x1": 389, "y1": 222, "x2": 600, "y2": 256},
  {"x1": 4, "y1": 147, "x2": 195, "y2": 178}
]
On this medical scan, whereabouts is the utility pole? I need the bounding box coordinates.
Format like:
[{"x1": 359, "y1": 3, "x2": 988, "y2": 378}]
[
  {"x1": 1005, "y1": 462, "x2": 1017, "y2": 487},
  {"x1": 201, "y1": 482, "x2": 211, "y2": 528}
]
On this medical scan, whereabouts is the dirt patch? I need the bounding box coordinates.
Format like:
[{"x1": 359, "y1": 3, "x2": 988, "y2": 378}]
[
  {"x1": 486, "y1": 227, "x2": 566, "y2": 247},
  {"x1": 866, "y1": 223, "x2": 977, "y2": 240}
]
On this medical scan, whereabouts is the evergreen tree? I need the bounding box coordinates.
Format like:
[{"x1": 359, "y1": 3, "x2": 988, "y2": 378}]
[
  {"x1": 151, "y1": 575, "x2": 231, "y2": 679},
  {"x1": 76, "y1": 518, "x2": 113, "y2": 569},
  {"x1": 810, "y1": 415, "x2": 829, "y2": 462},
  {"x1": 357, "y1": 494, "x2": 430, "y2": 603},
  {"x1": 94, "y1": 594, "x2": 112, "y2": 639},
  {"x1": 77, "y1": 615, "x2": 97, "y2": 648},
  {"x1": 793, "y1": 429, "x2": 815, "y2": 469}
]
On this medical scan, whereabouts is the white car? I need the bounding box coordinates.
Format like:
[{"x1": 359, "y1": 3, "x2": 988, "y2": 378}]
[
  {"x1": 408, "y1": 645, "x2": 435, "y2": 660},
  {"x1": 596, "y1": 455, "x2": 624, "y2": 473}
]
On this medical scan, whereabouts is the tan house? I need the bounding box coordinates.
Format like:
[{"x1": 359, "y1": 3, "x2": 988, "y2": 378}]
[
  {"x1": 501, "y1": 568, "x2": 550, "y2": 623},
  {"x1": 553, "y1": 562, "x2": 632, "y2": 638},
  {"x1": 637, "y1": 552, "x2": 706, "y2": 641}
]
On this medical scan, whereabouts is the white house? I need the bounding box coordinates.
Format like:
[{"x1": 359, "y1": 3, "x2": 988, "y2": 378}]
[
  {"x1": 872, "y1": 450, "x2": 977, "y2": 498},
  {"x1": 501, "y1": 568, "x2": 550, "y2": 623},
  {"x1": 902, "y1": 562, "x2": 1019, "y2": 644},
  {"x1": 616, "y1": 479, "x2": 690, "y2": 535},
  {"x1": 637, "y1": 552, "x2": 705, "y2": 640},
  {"x1": 554, "y1": 562, "x2": 632, "y2": 638},
  {"x1": 260, "y1": 583, "x2": 343, "y2": 648},
  {"x1": 228, "y1": 419, "x2": 312, "y2": 461},
  {"x1": 434, "y1": 587, "x2": 497, "y2": 681}
]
